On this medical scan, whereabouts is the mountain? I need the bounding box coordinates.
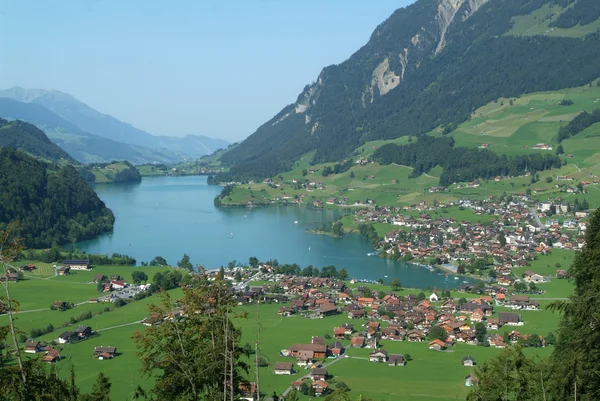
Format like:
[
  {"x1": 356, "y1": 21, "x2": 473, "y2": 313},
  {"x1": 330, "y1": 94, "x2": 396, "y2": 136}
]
[
  {"x1": 218, "y1": 0, "x2": 600, "y2": 180},
  {"x1": 0, "y1": 146, "x2": 114, "y2": 247},
  {"x1": 0, "y1": 98, "x2": 186, "y2": 164},
  {"x1": 0, "y1": 87, "x2": 229, "y2": 157},
  {"x1": 0, "y1": 117, "x2": 75, "y2": 163}
]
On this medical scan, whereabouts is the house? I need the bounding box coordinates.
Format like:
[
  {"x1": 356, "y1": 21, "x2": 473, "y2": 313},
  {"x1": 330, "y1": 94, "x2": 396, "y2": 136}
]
[
  {"x1": 43, "y1": 348, "x2": 61, "y2": 363},
  {"x1": 369, "y1": 349, "x2": 388, "y2": 362},
  {"x1": 350, "y1": 336, "x2": 365, "y2": 348},
  {"x1": 429, "y1": 339, "x2": 446, "y2": 350},
  {"x1": 111, "y1": 280, "x2": 126, "y2": 289},
  {"x1": 94, "y1": 346, "x2": 116, "y2": 360},
  {"x1": 316, "y1": 303, "x2": 339, "y2": 316},
  {"x1": 498, "y1": 312, "x2": 521, "y2": 326},
  {"x1": 62, "y1": 260, "x2": 90, "y2": 270},
  {"x1": 429, "y1": 289, "x2": 439, "y2": 302},
  {"x1": 239, "y1": 382, "x2": 256, "y2": 401},
  {"x1": 365, "y1": 337, "x2": 379, "y2": 349},
  {"x1": 523, "y1": 270, "x2": 545, "y2": 283},
  {"x1": 310, "y1": 367, "x2": 328, "y2": 380},
  {"x1": 75, "y1": 325, "x2": 92, "y2": 339},
  {"x1": 462, "y1": 356, "x2": 475, "y2": 367},
  {"x1": 465, "y1": 373, "x2": 479, "y2": 387},
  {"x1": 58, "y1": 331, "x2": 77, "y2": 344},
  {"x1": 142, "y1": 312, "x2": 164, "y2": 326},
  {"x1": 486, "y1": 318, "x2": 499, "y2": 331},
  {"x1": 24, "y1": 340, "x2": 41, "y2": 353},
  {"x1": 342, "y1": 323, "x2": 354, "y2": 334},
  {"x1": 57, "y1": 266, "x2": 70, "y2": 276},
  {"x1": 289, "y1": 344, "x2": 327, "y2": 359},
  {"x1": 20, "y1": 264, "x2": 36, "y2": 272},
  {"x1": 273, "y1": 362, "x2": 294, "y2": 375},
  {"x1": 312, "y1": 380, "x2": 329, "y2": 396},
  {"x1": 328, "y1": 340, "x2": 344, "y2": 356},
  {"x1": 488, "y1": 334, "x2": 506, "y2": 348},
  {"x1": 52, "y1": 301, "x2": 67, "y2": 310},
  {"x1": 333, "y1": 327, "x2": 346, "y2": 339},
  {"x1": 348, "y1": 310, "x2": 366, "y2": 319},
  {"x1": 388, "y1": 354, "x2": 406, "y2": 366},
  {"x1": 407, "y1": 330, "x2": 424, "y2": 342},
  {"x1": 297, "y1": 350, "x2": 314, "y2": 366}
]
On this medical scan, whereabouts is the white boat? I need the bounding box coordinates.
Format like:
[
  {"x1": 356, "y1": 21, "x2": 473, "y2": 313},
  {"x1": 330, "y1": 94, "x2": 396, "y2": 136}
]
[
  {"x1": 454, "y1": 277, "x2": 459, "y2": 280},
  {"x1": 294, "y1": 220, "x2": 298, "y2": 224}
]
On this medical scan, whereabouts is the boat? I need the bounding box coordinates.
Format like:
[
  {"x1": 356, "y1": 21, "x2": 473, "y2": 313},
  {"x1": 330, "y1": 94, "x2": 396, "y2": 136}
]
[
  {"x1": 384, "y1": 275, "x2": 388, "y2": 278},
  {"x1": 294, "y1": 220, "x2": 298, "y2": 224},
  {"x1": 367, "y1": 252, "x2": 376, "y2": 256},
  {"x1": 454, "y1": 277, "x2": 459, "y2": 280},
  {"x1": 463, "y1": 280, "x2": 469, "y2": 284}
]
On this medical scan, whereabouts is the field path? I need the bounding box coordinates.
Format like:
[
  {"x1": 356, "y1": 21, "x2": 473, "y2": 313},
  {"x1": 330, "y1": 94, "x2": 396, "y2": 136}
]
[
  {"x1": 13, "y1": 300, "x2": 91, "y2": 315},
  {"x1": 96, "y1": 320, "x2": 143, "y2": 332},
  {"x1": 280, "y1": 355, "x2": 346, "y2": 397}
]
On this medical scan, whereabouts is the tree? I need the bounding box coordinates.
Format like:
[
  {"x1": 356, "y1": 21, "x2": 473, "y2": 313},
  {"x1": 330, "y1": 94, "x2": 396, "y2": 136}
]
[
  {"x1": 497, "y1": 232, "x2": 506, "y2": 247},
  {"x1": 150, "y1": 256, "x2": 168, "y2": 266},
  {"x1": 546, "y1": 176, "x2": 553, "y2": 183},
  {"x1": 350, "y1": 171, "x2": 355, "y2": 179},
  {"x1": 81, "y1": 372, "x2": 112, "y2": 401},
  {"x1": 389, "y1": 278, "x2": 402, "y2": 291},
  {"x1": 234, "y1": 271, "x2": 242, "y2": 282},
  {"x1": 428, "y1": 326, "x2": 447, "y2": 342},
  {"x1": 131, "y1": 271, "x2": 148, "y2": 285},
  {"x1": 338, "y1": 268, "x2": 348, "y2": 281},
  {"x1": 249, "y1": 256, "x2": 259, "y2": 268},
  {"x1": 458, "y1": 297, "x2": 468, "y2": 305},
  {"x1": 332, "y1": 221, "x2": 344, "y2": 237},
  {"x1": 285, "y1": 389, "x2": 300, "y2": 401},
  {"x1": 217, "y1": 266, "x2": 225, "y2": 280},
  {"x1": 177, "y1": 254, "x2": 194, "y2": 271},
  {"x1": 133, "y1": 277, "x2": 249, "y2": 400},
  {"x1": 417, "y1": 292, "x2": 426, "y2": 301},
  {"x1": 549, "y1": 207, "x2": 600, "y2": 399},
  {"x1": 475, "y1": 322, "x2": 487, "y2": 344},
  {"x1": 545, "y1": 332, "x2": 556, "y2": 345}
]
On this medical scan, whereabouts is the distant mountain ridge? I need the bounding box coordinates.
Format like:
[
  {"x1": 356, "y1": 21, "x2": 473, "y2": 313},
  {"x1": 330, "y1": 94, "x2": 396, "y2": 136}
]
[
  {"x1": 0, "y1": 87, "x2": 229, "y2": 163},
  {"x1": 218, "y1": 0, "x2": 600, "y2": 180}
]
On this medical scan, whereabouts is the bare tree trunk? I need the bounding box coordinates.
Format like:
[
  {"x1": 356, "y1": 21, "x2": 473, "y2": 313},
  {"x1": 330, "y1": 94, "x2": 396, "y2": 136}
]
[{"x1": 223, "y1": 314, "x2": 228, "y2": 401}]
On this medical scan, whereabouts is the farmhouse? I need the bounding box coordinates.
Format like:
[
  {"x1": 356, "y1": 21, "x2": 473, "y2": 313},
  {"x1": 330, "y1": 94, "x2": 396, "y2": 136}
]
[
  {"x1": 51, "y1": 301, "x2": 67, "y2": 310},
  {"x1": 350, "y1": 336, "x2": 365, "y2": 348},
  {"x1": 462, "y1": 356, "x2": 475, "y2": 367},
  {"x1": 57, "y1": 266, "x2": 70, "y2": 276},
  {"x1": 429, "y1": 339, "x2": 446, "y2": 350},
  {"x1": 43, "y1": 348, "x2": 61, "y2": 363},
  {"x1": 289, "y1": 343, "x2": 327, "y2": 359},
  {"x1": 498, "y1": 312, "x2": 521, "y2": 326},
  {"x1": 388, "y1": 354, "x2": 406, "y2": 366},
  {"x1": 94, "y1": 346, "x2": 116, "y2": 360},
  {"x1": 62, "y1": 260, "x2": 90, "y2": 270},
  {"x1": 312, "y1": 380, "x2": 329, "y2": 396},
  {"x1": 58, "y1": 331, "x2": 77, "y2": 344},
  {"x1": 310, "y1": 367, "x2": 328, "y2": 380},
  {"x1": 369, "y1": 349, "x2": 388, "y2": 362},
  {"x1": 297, "y1": 350, "x2": 314, "y2": 366},
  {"x1": 523, "y1": 270, "x2": 545, "y2": 283},
  {"x1": 273, "y1": 362, "x2": 293, "y2": 375},
  {"x1": 75, "y1": 325, "x2": 92, "y2": 339},
  {"x1": 24, "y1": 340, "x2": 41, "y2": 353},
  {"x1": 465, "y1": 373, "x2": 479, "y2": 387}
]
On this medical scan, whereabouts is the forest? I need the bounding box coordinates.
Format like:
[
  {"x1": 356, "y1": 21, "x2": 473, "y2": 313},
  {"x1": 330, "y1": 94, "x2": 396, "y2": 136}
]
[
  {"x1": 372, "y1": 136, "x2": 563, "y2": 186},
  {"x1": 0, "y1": 147, "x2": 114, "y2": 247},
  {"x1": 0, "y1": 118, "x2": 74, "y2": 162},
  {"x1": 557, "y1": 108, "x2": 600, "y2": 142}
]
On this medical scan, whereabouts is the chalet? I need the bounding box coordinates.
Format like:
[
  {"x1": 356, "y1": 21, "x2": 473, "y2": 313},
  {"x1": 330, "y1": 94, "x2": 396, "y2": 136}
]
[
  {"x1": 388, "y1": 354, "x2": 406, "y2": 366},
  {"x1": 348, "y1": 309, "x2": 366, "y2": 319},
  {"x1": 407, "y1": 330, "x2": 424, "y2": 342},
  {"x1": 111, "y1": 280, "x2": 126, "y2": 289},
  {"x1": 297, "y1": 350, "x2": 314, "y2": 366},
  {"x1": 365, "y1": 337, "x2": 379, "y2": 349},
  {"x1": 310, "y1": 367, "x2": 328, "y2": 380},
  {"x1": 369, "y1": 349, "x2": 388, "y2": 363},
  {"x1": 488, "y1": 334, "x2": 506, "y2": 348},
  {"x1": 273, "y1": 362, "x2": 293, "y2": 375},
  {"x1": 142, "y1": 312, "x2": 164, "y2": 326},
  {"x1": 508, "y1": 331, "x2": 522, "y2": 343},
  {"x1": 312, "y1": 380, "x2": 329, "y2": 396},
  {"x1": 58, "y1": 331, "x2": 77, "y2": 344},
  {"x1": 342, "y1": 323, "x2": 354, "y2": 334},
  {"x1": 94, "y1": 346, "x2": 116, "y2": 360},
  {"x1": 498, "y1": 312, "x2": 521, "y2": 326},
  {"x1": 350, "y1": 336, "x2": 365, "y2": 348},
  {"x1": 486, "y1": 318, "x2": 499, "y2": 331},
  {"x1": 328, "y1": 340, "x2": 344, "y2": 356},
  {"x1": 278, "y1": 306, "x2": 293, "y2": 316},
  {"x1": 523, "y1": 270, "x2": 545, "y2": 283},
  {"x1": 429, "y1": 339, "x2": 446, "y2": 350},
  {"x1": 52, "y1": 301, "x2": 67, "y2": 310},
  {"x1": 465, "y1": 373, "x2": 479, "y2": 387},
  {"x1": 63, "y1": 260, "x2": 90, "y2": 271},
  {"x1": 57, "y1": 266, "x2": 70, "y2": 276},
  {"x1": 43, "y1": 348, "x2": 61, "y2": 363},
  {"x1": 75, "y1": 325, "x2": 92, "y2": 339},
  {"x1": 462, "y1": 356, "x2": 475, "y2": 367},
  {"x1": 20, "y1": 264, "x2": 36, "y2": 272},
  {"x1": 24, "y1": 340, "x2": 41, "y2": 353},
  {"x1": 316, "y1": 303, "x2": 339, "y2": 316},
  {"x1": 333, "y1": 327, "x2": 346, "y2": 339},
  {"x1": 289, "y1": 344, "x2": 327, "y2": 359}
]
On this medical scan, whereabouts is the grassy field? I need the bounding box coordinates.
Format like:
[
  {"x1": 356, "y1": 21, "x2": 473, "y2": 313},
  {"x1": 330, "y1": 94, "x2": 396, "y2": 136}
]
[
  {"x1": 506, "y1": 3, "x2": 600, "y2": 38},
  {"x1": 89, "y1": 162, "x2": 134, "y2": 183}
]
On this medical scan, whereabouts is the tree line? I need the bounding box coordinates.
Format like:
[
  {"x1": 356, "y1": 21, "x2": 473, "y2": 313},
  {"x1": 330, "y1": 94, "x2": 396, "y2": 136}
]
[{"x1": 557, "y1": 108, "x2": 600, "y2": 142}]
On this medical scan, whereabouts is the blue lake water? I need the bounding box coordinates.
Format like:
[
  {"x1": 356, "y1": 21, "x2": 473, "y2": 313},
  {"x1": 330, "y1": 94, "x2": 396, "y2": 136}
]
[{"x1": 74, "y1": 176, "x2": 475, "y2": 289}]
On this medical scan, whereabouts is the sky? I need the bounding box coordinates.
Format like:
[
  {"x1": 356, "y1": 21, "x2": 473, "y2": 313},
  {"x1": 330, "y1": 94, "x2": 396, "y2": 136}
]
[{"x1": 0, "y1": 1, "x2": 414, "y2": 142}]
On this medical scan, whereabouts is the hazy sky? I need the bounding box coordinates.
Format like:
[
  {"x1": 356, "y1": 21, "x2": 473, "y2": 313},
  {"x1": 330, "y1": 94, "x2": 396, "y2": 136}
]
[{"x1": 0, "y1": 1, "x2": 413, "y2": 141}]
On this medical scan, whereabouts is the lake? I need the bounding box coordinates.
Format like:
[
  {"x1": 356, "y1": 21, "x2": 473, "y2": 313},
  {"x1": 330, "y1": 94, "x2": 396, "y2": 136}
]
[{"x1": 75, "y1": 176, "x2": 474, "y2": 289}]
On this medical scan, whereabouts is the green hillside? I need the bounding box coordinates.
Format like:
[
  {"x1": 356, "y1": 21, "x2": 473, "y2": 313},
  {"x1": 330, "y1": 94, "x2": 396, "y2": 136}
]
[
  {"x1": 0, "y1": 118, "x2": 74, "y2": 163},
  {"x1": 79, "y1": 161, "x2": 142, "y2": 184}
]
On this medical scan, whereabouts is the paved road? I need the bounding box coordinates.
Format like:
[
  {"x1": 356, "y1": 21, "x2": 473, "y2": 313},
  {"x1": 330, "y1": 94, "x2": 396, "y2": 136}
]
[
  {"x1": 11, "y1": 300, "x2": 91, "y2": 315},
  {"x1": 529, "y1": 207, "x2": 545, "y2": 230},
  {"x1": 96, "y1": 320, "x2": 143, "y2": 332}
]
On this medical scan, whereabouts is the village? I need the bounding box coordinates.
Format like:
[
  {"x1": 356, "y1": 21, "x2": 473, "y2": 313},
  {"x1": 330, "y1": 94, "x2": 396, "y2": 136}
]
[{"x1": 355, "y1": 196, "x2": 587, "y2": 280}]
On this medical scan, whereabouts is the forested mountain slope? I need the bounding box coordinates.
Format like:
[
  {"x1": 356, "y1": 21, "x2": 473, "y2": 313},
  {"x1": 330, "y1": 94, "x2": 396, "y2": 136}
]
[
  {"x1": 0, "y1": 147, "x2": 115, "y2": 247},
  {"x1": 219, "y1": 0, "x2": 600, "y2": 180},
  {"x1": 0, "y1": 118, "x2": 74, "y2": 163}
]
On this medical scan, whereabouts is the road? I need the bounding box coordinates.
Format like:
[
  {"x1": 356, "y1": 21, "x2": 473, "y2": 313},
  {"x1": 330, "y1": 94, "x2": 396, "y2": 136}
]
[
  {"x1": 529, "y1": 207, "x2": 545, "y2": 230},
  {"x1": 96, "y1": 320, "x2": 143, "y2": 332}
]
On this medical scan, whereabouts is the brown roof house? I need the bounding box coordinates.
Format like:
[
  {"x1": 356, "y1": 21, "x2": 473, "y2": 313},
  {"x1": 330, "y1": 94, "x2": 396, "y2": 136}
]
[
  {"x1": 273, "y1": 362, "x2": 294, "y2": 375},
  {"x1": 388, "y1": 354, "x2": 406, "y2": 366},
  {"x1": 43, "y1": 348, "x2": 61, "y2": 363},
  {"x1": 24, "y1": 340, "x2": 41, "y2": 353},
  {"x1": 310, "y1": 367, "x2": 328, "y2": 381},
  {"x1": 94, "y1": 346, "x2": 116, "y2": 360},
  {"x1": 369, "y1": 349, "x2": 388, "y2": 363}
]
